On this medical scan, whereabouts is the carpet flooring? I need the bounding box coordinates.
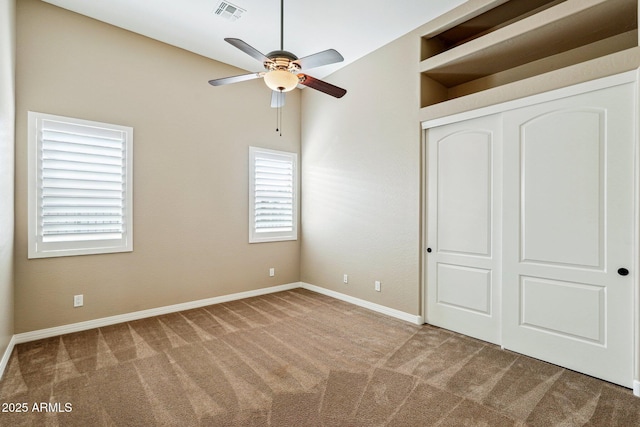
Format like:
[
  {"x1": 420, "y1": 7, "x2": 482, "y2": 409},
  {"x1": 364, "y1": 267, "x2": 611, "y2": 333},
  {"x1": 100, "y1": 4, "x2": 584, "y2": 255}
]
[{"x1": 1, "y1": 288, "x2": 640, "y2": 426}]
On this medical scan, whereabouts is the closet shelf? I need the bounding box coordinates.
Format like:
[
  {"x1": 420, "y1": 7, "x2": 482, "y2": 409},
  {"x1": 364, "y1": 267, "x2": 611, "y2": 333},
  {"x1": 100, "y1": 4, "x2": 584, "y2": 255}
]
[{"x1": 419, "y1": 0, "x2": 638, "y2": 112}]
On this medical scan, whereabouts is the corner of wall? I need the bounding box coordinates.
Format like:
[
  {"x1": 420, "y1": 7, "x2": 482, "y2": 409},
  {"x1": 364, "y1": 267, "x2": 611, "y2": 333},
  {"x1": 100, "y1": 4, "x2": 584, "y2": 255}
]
[{"x1": 0, "y1": 0, "x2": 16, "y2": 380}]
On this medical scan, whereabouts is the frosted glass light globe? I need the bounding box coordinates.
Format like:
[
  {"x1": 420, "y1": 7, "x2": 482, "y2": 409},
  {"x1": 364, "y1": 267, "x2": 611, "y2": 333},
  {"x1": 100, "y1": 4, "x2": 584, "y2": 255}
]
[{"x1": 264, "y1": 69, "x2": 298, "y2": 92}]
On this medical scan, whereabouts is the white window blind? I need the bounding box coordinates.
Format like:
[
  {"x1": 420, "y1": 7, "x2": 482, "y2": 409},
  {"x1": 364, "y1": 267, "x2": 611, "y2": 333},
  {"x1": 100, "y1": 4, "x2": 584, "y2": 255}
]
[
  {"x1": 249, "y1": 147, "x2": 297, "y2": 243},
  {"x1": 28, "y1": 112, "x2": 133, "y2": 258}
]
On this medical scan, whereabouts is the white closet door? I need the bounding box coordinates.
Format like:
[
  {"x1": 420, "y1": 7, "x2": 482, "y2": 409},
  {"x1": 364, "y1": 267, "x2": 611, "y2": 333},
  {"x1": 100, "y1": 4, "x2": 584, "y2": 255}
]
[
  {"x1": 502, "y1": 82, "x2": 635, "y2": 387},
  {"x1": 426, "y1": 115, "x2": 502, "y2": 344}
]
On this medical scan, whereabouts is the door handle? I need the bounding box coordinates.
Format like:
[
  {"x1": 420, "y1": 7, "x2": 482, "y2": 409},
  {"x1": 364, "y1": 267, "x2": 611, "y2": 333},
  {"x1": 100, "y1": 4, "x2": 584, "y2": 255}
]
[
  {"x1": 427, "y1": 248, "x2": 432, "y2": 253},
  {"x1": 618, "y1": 268, "x2": 629, "y2": 276}
]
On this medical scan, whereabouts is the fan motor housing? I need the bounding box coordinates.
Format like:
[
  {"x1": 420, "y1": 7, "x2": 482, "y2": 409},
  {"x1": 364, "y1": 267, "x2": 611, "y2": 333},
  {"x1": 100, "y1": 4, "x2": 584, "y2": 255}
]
[
  {"x1": 265, "y1": 50, "x2": 300, "y2": 73},
  {"x1": 266, "y1": 50, "x2": 298, "y2": 61}
]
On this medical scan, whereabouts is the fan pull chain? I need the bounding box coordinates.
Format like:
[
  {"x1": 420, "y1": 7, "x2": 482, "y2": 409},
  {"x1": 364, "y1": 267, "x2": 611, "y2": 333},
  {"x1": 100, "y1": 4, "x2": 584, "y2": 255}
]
[
  {"x1": 279, "y1": 97, "x2": 283, "y2": 137},
  {"x1": 275, "y1": 90, "x2": 283, "y2": 136}
]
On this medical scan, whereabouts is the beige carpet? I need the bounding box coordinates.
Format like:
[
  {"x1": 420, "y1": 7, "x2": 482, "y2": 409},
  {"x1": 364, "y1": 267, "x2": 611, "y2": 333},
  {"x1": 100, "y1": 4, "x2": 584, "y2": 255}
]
[{"x1": 1, "y1": 289, "x2": 639, "y2": 426}]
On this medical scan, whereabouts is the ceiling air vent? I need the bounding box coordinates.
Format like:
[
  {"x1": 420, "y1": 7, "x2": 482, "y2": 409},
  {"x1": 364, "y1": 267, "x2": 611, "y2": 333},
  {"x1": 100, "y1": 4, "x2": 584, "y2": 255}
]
[{"x1": 214, "y1": 1, "x2": 246, "y2": 21}]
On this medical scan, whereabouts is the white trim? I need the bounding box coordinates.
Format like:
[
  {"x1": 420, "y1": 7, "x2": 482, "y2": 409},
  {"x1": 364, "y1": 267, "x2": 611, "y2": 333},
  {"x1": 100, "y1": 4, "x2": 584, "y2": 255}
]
[
  {"x1": 421, "y1": 71, "x2": 638, "y2": 129},
  {"x1": 301, "y1": 282, "x2": 424, "y2": 325},
  {"x1": 635, "y1": 69, "x2": 640, "y2": 395},
  {"x1": 13, "y1": 283, "x2": 300, "y2": 344},
  {"x1": 0, "y1": 335, "x2": 16, "y2": 381}
]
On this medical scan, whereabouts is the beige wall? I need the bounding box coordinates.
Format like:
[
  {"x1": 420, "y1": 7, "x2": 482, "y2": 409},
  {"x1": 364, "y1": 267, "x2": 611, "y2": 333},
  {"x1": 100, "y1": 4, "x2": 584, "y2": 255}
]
[
  {"x1": 300, "y1": 30, "x2": 423, "y2": 315},
  {"x1": 0, "y1": 0, "x2": 15, "y2": 359},
  {"x1": 297, "y1": 0, "x2": 640, "y2": 318},
  {"x1": 14, "y1": 0, "x2": 301, "y2": 333}
]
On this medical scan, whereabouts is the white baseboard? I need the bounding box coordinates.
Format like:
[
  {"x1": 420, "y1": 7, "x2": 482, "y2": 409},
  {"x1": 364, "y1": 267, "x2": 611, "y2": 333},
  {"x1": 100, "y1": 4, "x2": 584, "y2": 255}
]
[
  {"x1": 0, "y1": 335, "x2": 16, "y2": 381},
  {"x1": 13, "y1": 282, "x2": 301, "y2": 345},
  {"x1": 301, "y1": 282, "x2": 424, "y2": 325},
  {"x1": 3, "y1": 280, "x2": 423, "y2": 380},
  {"x1": 634, "y1": 380, "x2": 640, "y2": 397}
]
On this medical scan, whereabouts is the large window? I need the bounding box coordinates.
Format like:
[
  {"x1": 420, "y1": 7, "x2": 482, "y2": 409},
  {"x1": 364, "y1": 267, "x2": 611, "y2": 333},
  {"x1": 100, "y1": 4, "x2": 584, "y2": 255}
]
[
  {"x1": 28, "y1": 112, "x2": 133, "y2": 258},
  {"x1": 249, "y1": 147, "x2": 297, "y2": 243}
]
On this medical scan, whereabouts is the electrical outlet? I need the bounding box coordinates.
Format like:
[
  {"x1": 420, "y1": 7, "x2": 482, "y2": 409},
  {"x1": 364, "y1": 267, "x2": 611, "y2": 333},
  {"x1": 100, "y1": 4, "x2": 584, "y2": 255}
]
[
  {"x1": 73, "y1": 294, "x2": 83, "y2": 307},
  {"x1": 343, "y1": 274, "x2": 348, "y2": 284},
  {"x1": 269, "y1": 267, "x2": 275, "y2": 277},
  {"x1": 375, "y1": 281, "x2": 381, "y2": 292}
]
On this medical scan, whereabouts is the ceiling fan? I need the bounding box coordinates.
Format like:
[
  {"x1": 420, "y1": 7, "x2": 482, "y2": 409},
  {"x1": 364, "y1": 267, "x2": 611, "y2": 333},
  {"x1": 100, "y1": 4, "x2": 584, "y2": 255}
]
[{"x1": 208, "y1": 0, "x2": 347, "y2": 109}]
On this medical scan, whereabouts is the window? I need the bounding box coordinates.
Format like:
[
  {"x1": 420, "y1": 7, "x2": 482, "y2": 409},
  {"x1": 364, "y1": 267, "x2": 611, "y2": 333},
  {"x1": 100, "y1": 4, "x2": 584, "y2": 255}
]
[
  {"x1": 249, "y1": 147, "x2": 297, "y2": 243},
  {"x1": 28, "y1": 112, "x2": 133, "y2": 258}
]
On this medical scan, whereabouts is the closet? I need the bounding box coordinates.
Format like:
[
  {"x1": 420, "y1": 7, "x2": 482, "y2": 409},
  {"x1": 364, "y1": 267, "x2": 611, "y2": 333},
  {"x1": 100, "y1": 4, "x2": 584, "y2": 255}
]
[
  {"x1": 419, "y1": 0, "x2": 640, "y2": 391},
  {"x1": 424, "y1": 72, "x2": 637, "y2": 388}
]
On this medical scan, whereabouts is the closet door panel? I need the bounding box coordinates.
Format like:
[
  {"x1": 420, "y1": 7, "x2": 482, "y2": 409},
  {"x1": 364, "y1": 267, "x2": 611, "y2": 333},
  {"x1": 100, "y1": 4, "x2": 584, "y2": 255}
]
[
  {"x1": 436, "y1": 133, "x2": 492, "y2": 256},
  {"x1": 520, "y1": 276, "x2": 604, "y2": 344},
  {"x1": 502, "y1": 82, "x2": 635, "y2": 387},
  {"x1": 520, "y1": 109, "x2": 603, "y2": 268},
  {"x1": 426, "y1": 114, "x2": 502, "y2": 344},
  {"x1": 436, "y1": 264, "x2": 492, "y2": 315}
]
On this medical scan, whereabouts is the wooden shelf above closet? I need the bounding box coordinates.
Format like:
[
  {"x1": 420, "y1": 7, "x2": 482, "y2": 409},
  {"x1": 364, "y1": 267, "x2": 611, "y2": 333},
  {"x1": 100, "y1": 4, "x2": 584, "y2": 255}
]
[{"x1": 419, "y1": 0, "x2": 639, "y2": 113}]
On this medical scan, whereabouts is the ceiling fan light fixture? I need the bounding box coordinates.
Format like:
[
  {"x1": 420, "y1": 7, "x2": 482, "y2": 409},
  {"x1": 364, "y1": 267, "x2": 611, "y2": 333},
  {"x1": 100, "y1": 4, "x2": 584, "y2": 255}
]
[{"x1": 264, "y1": 69, "x2": 298, "y2": 92}]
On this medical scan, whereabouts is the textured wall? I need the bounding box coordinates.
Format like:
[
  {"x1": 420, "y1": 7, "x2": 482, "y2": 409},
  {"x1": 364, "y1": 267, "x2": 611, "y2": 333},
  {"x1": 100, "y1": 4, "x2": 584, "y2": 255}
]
[
  {"x1": 14, "y1": 0, "x2": 301, "y2": 333},
  {"x1": 300, "y1": 30, "x2": 423, "y2": 316}
]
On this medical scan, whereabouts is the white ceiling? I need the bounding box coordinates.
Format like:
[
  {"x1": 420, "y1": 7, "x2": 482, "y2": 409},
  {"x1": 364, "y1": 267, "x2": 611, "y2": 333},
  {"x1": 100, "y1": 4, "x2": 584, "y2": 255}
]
[{"x1": 42, "y1": 0, "x2": 466, "y2": 79}]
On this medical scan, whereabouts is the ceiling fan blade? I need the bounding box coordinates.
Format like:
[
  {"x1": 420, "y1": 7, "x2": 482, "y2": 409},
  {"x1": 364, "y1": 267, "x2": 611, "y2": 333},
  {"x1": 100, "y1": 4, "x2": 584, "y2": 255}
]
[
  {"x1": 208, "y1": 72, "x2": 264, "y2": 86},
  {"x1": 297, "y1": 74, "x2": 347, "y2": 98},
  {"x1": 293, "y1": 49, "x2": 344, "y2": 70},
  {"x1": 224, "y1": 38, "x2": 273, "y2": 64},
  {"x1": 271, "y1": 91, "x2": 286, "y2": 108}
]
